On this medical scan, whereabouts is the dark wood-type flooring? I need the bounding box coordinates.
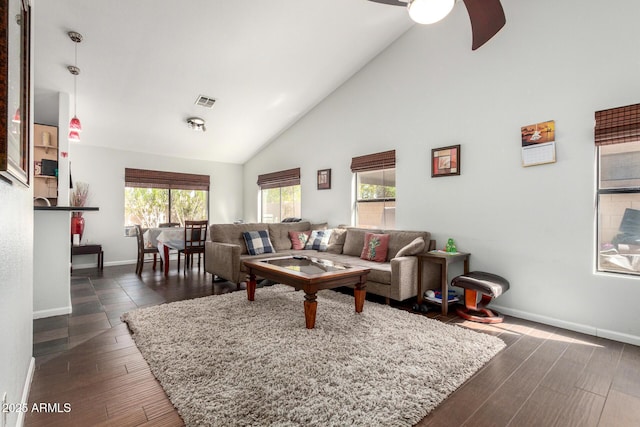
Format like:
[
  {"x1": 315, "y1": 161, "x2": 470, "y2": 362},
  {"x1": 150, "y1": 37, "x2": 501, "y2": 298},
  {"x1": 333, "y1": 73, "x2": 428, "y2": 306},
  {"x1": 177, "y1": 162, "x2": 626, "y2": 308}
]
[{"x1": 26, "y1": 261, "x2": 640, "y2": 426}]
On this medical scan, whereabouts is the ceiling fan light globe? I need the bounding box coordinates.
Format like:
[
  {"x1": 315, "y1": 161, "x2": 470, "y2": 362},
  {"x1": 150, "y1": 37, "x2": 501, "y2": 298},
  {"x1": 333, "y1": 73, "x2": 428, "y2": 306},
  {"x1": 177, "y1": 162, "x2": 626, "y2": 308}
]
[{"x1": 408, "y1": 0, "x2": 455, "y2": 25}]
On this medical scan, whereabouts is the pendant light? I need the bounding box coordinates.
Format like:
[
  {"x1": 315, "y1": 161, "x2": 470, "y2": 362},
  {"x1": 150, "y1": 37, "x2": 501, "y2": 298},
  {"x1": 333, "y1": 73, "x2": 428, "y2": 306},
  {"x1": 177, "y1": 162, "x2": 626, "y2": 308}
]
[{"x1": 68, "y1": 31, "x2": 83, "y2": 142}]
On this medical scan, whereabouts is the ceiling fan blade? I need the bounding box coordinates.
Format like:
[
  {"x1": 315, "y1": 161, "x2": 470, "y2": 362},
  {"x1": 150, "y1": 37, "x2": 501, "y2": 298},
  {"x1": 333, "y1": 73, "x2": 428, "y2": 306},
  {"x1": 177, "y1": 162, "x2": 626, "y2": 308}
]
[
  {"x1": 367, "y1": 0, "x2": 408, "y2": 7},
  {"x1": 462, "y1": 0, "x2": 506, "y2": 50}
]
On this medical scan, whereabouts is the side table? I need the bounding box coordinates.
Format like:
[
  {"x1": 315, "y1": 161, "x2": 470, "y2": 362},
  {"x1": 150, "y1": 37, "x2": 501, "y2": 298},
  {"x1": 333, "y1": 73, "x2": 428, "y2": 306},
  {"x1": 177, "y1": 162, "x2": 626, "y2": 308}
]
[
  {"x1": 71, "y1": 244, "x2": 104, "y2": 272},
  {"x1": 417, "y1": 251, "x2": 470, "y2": 315}
]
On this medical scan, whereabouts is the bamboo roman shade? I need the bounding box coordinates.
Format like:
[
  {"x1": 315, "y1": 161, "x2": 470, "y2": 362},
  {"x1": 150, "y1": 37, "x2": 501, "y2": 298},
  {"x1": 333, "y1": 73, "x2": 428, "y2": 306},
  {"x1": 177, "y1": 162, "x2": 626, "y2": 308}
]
[
  {"x1": 124, "y1": 168, "x2": 210, "y2": 191},
  {"x1": 350, "y1": 150, "x2": 396, "y2": 173},
  {"x1": 257, "y1": 168, "x2": 300, "y2": 189},
  {"x1": 595, "y1": 103, "x2": 640, "y2": 146}
]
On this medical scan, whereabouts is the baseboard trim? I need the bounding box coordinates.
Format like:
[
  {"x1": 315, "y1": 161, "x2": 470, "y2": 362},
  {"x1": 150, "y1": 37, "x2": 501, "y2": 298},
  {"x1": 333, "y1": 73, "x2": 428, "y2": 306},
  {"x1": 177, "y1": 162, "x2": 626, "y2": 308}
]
[
  {"x1": 596, "y1": 328, "x2": 640, "y2": 347},
  {"x1": 104, "y1": 260, "x2": 137, "y2": 267},
  {"x1": 16, "y1": 357, "x2": 35, "y2": 427},
  {"x1": 33, "y1": 306, "x2": 72, "y2": 320},
  {"x1": 73, "y1": 256, "x2": 179, "y2": 269},
  {"x1": 490, "y1": 304, "x2": 640, "y2": 346},
  {"x1": 70, "y1": 259, "x2": 135, "y2": 270}
]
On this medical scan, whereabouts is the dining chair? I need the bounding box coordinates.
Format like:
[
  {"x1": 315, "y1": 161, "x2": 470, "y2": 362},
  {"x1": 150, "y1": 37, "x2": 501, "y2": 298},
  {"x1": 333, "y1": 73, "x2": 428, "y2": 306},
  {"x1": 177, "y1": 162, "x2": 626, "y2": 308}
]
[
  {"x1": 178, "y1": 220, "x2": 208, "y2": 274},
  {"x1": 135, "y1": 224, "x2": 159, "y2": 275},
  {"x1": 159, "y1": 222, "x2": 180, "y2": 228}
]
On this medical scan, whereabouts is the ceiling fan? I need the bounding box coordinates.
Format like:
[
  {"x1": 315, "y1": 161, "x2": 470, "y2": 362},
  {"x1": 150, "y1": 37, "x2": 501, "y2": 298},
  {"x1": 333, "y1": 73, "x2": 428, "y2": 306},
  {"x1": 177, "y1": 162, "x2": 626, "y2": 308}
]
[{"x1": 368, "y1": 0, "x2": 506, "y2": 50}]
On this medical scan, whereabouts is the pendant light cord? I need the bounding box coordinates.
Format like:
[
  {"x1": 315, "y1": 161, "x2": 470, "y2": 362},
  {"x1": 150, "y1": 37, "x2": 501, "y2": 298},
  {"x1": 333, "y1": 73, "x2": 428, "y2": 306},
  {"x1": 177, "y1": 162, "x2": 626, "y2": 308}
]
[{"x1": 74, "y1": 41, "x2": 78, "y2": 117}]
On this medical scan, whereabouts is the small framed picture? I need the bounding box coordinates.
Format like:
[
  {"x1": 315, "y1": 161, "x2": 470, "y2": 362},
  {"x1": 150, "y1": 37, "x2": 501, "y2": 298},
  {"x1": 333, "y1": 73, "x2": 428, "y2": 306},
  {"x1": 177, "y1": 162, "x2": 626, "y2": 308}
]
[
  {"x1": 317, "y1": 169, "x2": 331, "y2": 190},
  {"x1": 520, "y1": 120, "x2": 556, "y2": 167},
  {"x1": 431, "y1": 145, "x2": 460, "y2": 178}
]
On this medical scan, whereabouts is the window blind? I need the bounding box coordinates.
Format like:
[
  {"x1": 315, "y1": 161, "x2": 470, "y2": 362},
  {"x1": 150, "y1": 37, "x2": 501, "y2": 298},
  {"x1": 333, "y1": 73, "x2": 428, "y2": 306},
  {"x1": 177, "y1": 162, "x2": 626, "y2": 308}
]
[
  {"x1": 350, "y1": 150, "x2": 396, "y2": 172},
  {"x1": 595, "y1": 103, "x2": 640, "y2": 146},
  {"x1": 124, "y1": 168, "x2": 210, "y2": 191},
  {"x1": 256, "y1": 168, "x2": 300, "y2": 190}
]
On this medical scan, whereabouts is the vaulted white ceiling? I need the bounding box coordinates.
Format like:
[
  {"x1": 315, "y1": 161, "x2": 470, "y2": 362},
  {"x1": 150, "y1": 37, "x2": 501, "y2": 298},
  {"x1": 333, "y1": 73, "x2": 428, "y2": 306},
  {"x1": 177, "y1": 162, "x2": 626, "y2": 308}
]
[{"x1": 34, "y1": 0, "x2": 413, "y2": 164}]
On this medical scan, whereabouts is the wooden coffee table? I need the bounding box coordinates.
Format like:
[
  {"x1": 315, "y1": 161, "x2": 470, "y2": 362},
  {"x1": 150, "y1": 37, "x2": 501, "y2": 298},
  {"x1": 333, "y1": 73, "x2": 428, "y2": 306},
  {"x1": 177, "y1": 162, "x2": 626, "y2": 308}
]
[{"x1": 243, "y1": 256, "x2": 370, "y2": 329}]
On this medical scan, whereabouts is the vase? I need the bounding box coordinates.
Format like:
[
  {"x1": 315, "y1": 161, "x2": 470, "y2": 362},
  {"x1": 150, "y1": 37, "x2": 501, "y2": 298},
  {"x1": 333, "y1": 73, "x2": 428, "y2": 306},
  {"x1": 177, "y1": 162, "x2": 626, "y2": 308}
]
[{"x1": 71, "y1": 214, "x2": 85, "y2": 243}]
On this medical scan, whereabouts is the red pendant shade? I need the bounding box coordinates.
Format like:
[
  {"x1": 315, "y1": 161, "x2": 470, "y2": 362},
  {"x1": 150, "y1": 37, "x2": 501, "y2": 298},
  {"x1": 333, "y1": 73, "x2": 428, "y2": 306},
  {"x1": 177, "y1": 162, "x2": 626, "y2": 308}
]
[
  {"x1": 12, "y1": 108, "x2": 20, "y2": 124},
  {"x1": 69, "y1": 116, "x2": 82, "y2": 132},
  {"x1": 68, "y1": 131, "x2": 80, "y2": 142}
]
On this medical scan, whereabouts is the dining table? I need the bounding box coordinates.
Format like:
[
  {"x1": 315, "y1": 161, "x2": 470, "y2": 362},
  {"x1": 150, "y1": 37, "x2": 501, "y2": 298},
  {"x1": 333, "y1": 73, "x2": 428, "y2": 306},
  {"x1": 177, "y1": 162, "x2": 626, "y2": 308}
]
[{"x1": 143, "y1": 227, "x2": 185, "y2": 277}]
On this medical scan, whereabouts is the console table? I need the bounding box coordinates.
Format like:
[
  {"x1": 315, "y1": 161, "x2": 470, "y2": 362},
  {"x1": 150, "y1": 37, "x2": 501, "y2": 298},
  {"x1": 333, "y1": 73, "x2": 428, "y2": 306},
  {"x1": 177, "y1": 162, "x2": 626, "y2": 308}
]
[
  {"x1": 417, "y1": 251, "x2": 470, "y2": 315},
  {"x1": 71, "y1": 244, "x2": 104, "y2": 271}
]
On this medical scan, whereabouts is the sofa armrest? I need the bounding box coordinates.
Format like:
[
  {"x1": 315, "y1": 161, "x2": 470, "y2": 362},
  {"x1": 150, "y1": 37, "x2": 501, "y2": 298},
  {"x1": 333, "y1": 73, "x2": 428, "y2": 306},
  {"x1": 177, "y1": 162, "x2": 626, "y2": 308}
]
[
  {"x1": 390, "y1": 256, "x2": 419, "y2": 302},
  {"x1": 205, "y1": 241, "x2": 241, "y2": 283}
]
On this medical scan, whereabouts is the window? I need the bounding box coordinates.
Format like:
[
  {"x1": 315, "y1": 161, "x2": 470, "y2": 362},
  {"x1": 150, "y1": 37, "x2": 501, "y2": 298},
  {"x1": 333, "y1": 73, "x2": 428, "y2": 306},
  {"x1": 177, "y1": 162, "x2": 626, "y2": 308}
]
[
  {"x1": 596, "y1": 103, "x2": 640, "y2": 275},
  {"x1": 351, "y1": 150, "x2": 396, "y2": 229},
  {"x1": 124, "y1": 168, "x2": 209, "y2": 229},
  {"x1": 257, "y1": 168, "x2": 301, "y2": 223}
]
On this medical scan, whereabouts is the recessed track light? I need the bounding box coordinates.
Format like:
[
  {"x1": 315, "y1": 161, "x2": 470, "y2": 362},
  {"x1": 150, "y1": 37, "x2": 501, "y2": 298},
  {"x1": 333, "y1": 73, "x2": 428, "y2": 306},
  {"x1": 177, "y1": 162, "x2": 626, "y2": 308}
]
[{"x1": 186, "y1": 117, "x2": 206, "y2": 132}]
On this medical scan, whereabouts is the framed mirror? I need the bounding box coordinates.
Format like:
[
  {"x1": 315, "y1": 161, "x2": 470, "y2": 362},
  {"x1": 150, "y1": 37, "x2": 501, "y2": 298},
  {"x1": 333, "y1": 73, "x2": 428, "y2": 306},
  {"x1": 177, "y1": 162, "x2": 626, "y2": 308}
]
[{"x1": 0, "y1": 0, "x2": 30, "y2": 186}]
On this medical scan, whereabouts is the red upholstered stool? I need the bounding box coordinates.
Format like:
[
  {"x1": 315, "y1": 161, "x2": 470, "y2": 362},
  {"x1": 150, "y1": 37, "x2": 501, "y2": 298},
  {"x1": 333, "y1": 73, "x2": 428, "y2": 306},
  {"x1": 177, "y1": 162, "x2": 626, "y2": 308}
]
[{"x1": 451, "y1": 271, "x2": 509, "y2": 324}]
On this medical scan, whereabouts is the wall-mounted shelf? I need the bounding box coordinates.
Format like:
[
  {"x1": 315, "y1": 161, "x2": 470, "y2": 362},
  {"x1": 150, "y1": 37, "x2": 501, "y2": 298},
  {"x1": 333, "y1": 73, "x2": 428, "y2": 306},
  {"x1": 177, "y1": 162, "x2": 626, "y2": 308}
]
[
  {"x1": 34, "y1": 206, "x2": 99, "y2": 211},
  {"x1": 34, "y1": 124, "x2": 59, "y2": 205},
  {"x1": 34, "y1": 144, "x2": 58, "y2": 154}
]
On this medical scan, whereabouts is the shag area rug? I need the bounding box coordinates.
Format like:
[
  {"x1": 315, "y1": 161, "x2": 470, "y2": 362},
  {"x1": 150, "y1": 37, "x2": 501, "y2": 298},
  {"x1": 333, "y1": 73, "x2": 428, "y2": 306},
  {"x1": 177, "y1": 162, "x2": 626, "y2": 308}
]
[{"x1": 122, "y1": 285, "x2": 505, "y2": 426}]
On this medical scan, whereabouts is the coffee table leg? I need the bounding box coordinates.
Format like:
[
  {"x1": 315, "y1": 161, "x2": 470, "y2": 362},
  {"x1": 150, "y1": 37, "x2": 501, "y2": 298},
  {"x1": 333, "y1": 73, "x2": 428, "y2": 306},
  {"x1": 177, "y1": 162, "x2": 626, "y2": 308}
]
[
  {"x1": 304, "y1": 292, "x2": 317, "y2": 329},
  {"x1": 247, "y1": 272, "x2": 257, "y2": 301},
  {"x1": 354, "y1": 280, "x2": 366, "y2": 313}
]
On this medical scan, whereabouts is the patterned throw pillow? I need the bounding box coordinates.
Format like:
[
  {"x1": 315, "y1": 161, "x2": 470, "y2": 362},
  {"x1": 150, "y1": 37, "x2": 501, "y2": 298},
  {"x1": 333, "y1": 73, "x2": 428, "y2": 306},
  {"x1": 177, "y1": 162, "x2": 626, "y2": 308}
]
[
  {"x1": 304, "y1": 230, "x2": 333, "y2": 251},
  {"x1": 243, "y1": 230, "x2": 275, "y2": 255},
  {"x1": 360, "y1": 232, "x2": 390, "y2": 262},
  {"x1": 289, "y1": 230, "x2": 311, "y2": 250}
]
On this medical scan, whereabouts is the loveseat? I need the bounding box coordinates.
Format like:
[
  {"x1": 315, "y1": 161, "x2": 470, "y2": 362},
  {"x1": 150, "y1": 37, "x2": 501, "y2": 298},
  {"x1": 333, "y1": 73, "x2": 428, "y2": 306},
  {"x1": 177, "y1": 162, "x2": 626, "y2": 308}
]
[{"x1": 204, "y1": 221, "x2": 436, "y2": 303}]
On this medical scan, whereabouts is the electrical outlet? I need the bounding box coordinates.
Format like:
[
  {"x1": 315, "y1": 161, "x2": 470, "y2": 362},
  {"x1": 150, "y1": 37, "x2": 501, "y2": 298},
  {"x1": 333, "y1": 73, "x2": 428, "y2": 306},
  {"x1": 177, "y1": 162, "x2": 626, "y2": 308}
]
[{"x1": 1, "y1": 391, "x2": 6, "y2": 427}]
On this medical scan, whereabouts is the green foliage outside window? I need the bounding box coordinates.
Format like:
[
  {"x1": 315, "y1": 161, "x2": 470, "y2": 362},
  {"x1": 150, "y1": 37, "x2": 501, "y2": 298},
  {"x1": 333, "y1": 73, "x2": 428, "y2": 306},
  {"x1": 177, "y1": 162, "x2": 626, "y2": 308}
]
[
  {"x1": 358, "y1": 184, "x2": 396, "y2": 199},
  {"x1": 356, "y1": 168, "x2": 396, "y2": 200},
  {"x1": 125, "y1": 188, "x2": 169, "y2": 228},
  {"x1": 171, "y1": 190, "x2": 208, "y2": 224},
  {"x1": 124, "y1": 187, "x2": 208, "y2": 228},
  {"x1": 356, "y1": 168, "x2": 396, "y2": 229},
  {"x1": 261, "y1": 185, "x2": 301, "y2": 223}
]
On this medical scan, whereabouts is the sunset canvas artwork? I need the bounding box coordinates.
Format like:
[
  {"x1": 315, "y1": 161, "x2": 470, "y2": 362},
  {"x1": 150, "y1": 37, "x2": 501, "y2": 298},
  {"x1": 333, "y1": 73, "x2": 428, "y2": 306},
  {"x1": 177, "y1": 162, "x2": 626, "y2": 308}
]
[{"x1": 521, "y1": 120, "x2": 555, "y2": 146}]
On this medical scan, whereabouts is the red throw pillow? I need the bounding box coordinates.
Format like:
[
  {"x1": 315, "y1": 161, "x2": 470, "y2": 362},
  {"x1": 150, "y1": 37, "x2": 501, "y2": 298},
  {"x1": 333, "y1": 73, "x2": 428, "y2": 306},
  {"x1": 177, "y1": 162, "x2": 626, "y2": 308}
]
[
  {"x1": 360, "y1": 232, "x2": 390, "y2": 262},
  {"x1": 289, "y1": 230, "x2": 311, "y2": 250}
]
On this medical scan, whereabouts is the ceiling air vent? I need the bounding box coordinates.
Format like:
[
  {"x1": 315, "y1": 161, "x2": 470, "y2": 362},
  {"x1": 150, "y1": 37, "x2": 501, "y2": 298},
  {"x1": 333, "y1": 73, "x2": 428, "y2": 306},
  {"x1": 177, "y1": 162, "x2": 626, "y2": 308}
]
[{"x1": 195, "y1": 95, "x2": 216, "y2": 109}]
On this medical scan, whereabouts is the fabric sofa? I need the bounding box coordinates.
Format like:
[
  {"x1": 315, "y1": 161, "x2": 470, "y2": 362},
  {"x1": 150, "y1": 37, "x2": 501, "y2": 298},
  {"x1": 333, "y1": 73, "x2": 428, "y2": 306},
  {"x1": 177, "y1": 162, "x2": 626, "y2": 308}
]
[{"x1": 204, "y1": 221, "x2": 437, "y2": 303}]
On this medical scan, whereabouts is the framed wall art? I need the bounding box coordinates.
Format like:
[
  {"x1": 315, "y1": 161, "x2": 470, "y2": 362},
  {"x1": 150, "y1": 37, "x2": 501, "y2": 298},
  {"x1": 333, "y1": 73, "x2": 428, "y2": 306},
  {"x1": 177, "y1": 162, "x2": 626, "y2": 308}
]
[
  {"x1": 520, "y1": 120, "x2": 556, "y2": 167},
  {"x1": 431, "y1": 145, "x2": 460, "y2": 177},
  {"x1": 317, "y1": 169, "x2": 331, "y2": 190},
  {"x1": 0, "y1": 0, "x2": 31, "y2": 186}
]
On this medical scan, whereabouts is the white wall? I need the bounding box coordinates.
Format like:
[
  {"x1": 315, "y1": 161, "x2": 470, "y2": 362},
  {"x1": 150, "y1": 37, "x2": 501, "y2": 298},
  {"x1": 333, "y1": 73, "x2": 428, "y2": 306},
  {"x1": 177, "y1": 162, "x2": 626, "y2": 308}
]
[
  {"x1": 0, "y1": 181, "x2": 34, "y2": 427},
  {"x1": 0, "y1": 7, "x2": 35, "y2": 419},
  {"x1": 33, "y1": 211, "x2": 72, "y2": 319},
  {"x1": 69, "y1": 145, "x2": 244, "y2": 266},
  {"x1": 244, "y1": 0, "x2": 640, "y2": 343}
]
